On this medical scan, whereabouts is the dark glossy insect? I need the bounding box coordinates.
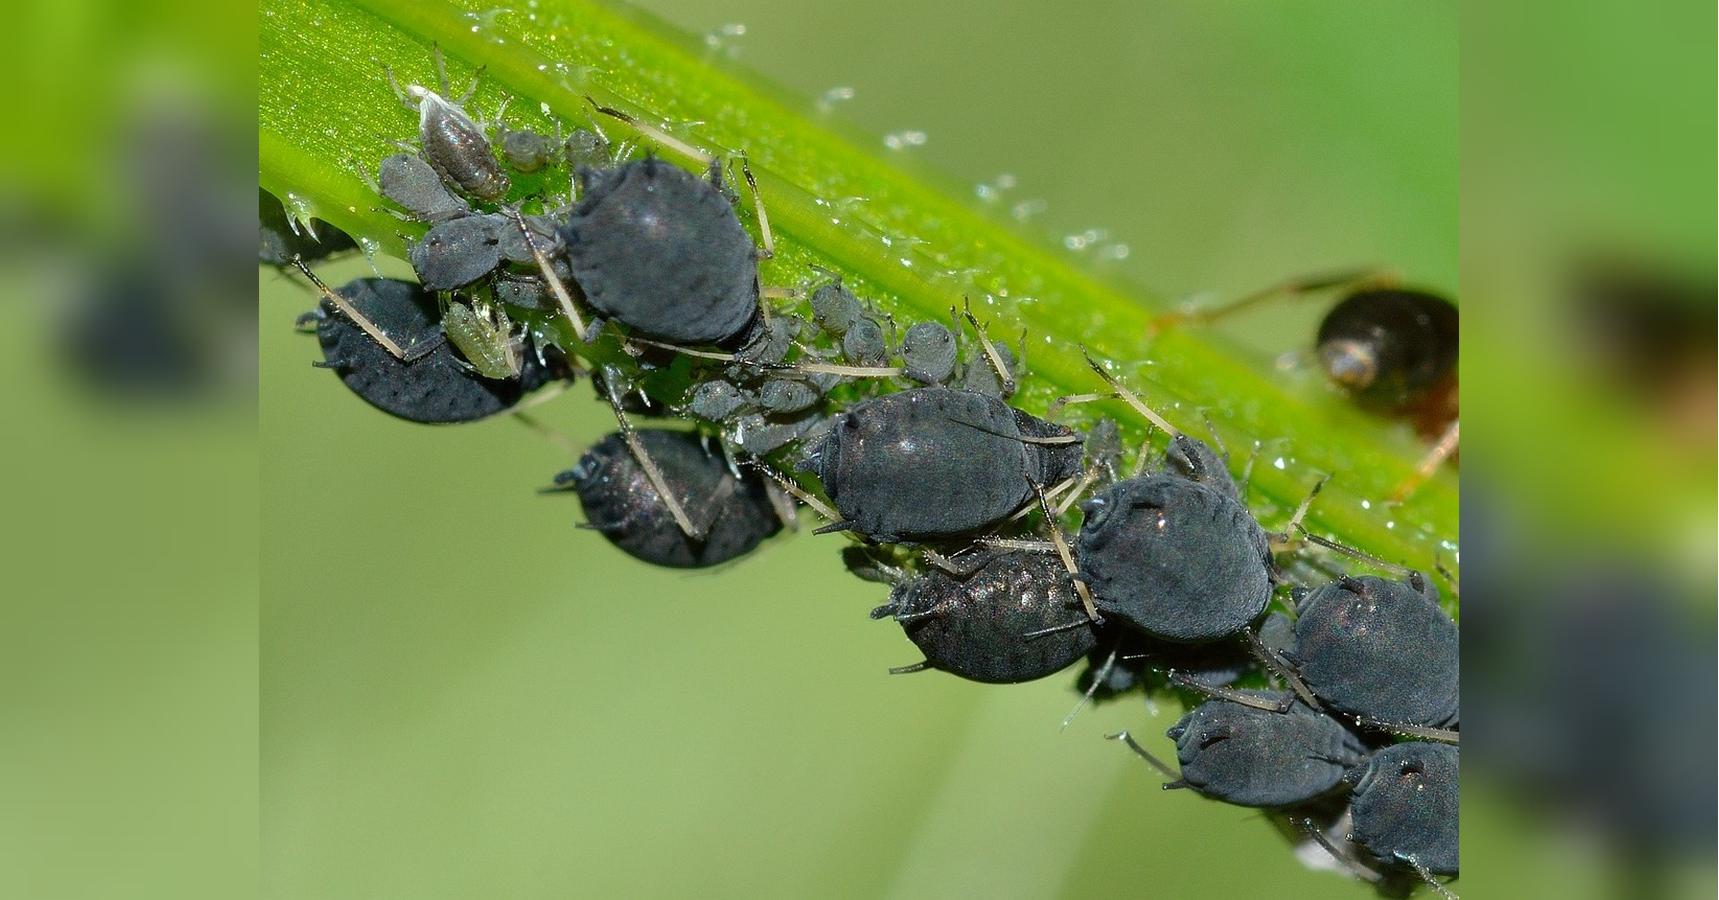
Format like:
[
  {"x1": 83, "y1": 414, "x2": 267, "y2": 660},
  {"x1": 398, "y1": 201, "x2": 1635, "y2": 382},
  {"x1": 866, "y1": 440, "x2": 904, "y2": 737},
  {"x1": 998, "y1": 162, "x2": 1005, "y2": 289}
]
[
  {"x1": 386, "y1": 47, "x2": 510, "y2": 202},
  {"x1": 553, "y1": 429, "x2": 782, "y2": 568},
  {"x1": 1075, "y1": 434, "x2": 1272, "y2": 643},
  {"x1": 409, "y1": 215, "x2": 502, "y2": 291},
  {"x1": 1282, "y1": 574, "x2": 1459, "y2": 728},
  {"x1": 1165, "y1": 691, "x2": 1368, "y2": 807},
  {"x1": 561, "y1": 157, "x2": 761, "y2": 346},
  {"x1": 259, "y1": 189, "x2": 355, "y2": 265},
  {"x1": 802, "y1": 387, "x2": 1083, "y2": 543},
  {"x1": 1347, "y1": 741, "x2": 1459, "y2": 876},
  {"x1": 1317, "y1": 288, "x2": 1457, "y2": 410},
  {"x1": 377, "y1": 153, "x2": 469, "y2": 224},
  {"x1": 303, "y1": 277, "x2": 566, "y2": 423},
  {"x1": 870, "y1": 550, "x2": 1099, "y2": 684}
]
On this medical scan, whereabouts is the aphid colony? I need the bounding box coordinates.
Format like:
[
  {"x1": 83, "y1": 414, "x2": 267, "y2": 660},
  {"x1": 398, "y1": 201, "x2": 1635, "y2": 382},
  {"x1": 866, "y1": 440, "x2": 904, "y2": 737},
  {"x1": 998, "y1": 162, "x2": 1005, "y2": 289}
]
[{"x1": 265, "y1": 47, "x2": 1458, "y2": 895}]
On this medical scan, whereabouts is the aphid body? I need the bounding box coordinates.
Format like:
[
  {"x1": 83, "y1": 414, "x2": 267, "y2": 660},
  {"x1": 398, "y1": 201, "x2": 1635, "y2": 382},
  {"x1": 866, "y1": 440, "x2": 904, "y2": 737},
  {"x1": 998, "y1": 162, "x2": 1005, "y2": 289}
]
[
  {"x1": 1166, "y1": 692, "x2": 1368, "y2": 807},
  {"x1": 560, "y1": 429, "x2": 782, "y2": 568},
  {"x1": 377, "y1": 153, "x2": 469, "y2": 223},
  {"x1": 1347, "y1": 741, "x2": 1459, "y2": 876},
  {"x1": 441, "y1": 298, "x2": 520, "y2": 380},
  {"x1": 409, "y1": 215, "x2": 502, "y2": 291},
  {"x1": 1076, "y1": 434, "x2": 1272, "y2": 643},
  {"x1": 872, "y1": 550, "x2": 1099, "y2": 684},
  {"x1": 803, "y1": 387, "x2": 1082, "y2": 543},
  {"x1": 1284, "y1": 574, "x2": 1459, "y2": 728}
]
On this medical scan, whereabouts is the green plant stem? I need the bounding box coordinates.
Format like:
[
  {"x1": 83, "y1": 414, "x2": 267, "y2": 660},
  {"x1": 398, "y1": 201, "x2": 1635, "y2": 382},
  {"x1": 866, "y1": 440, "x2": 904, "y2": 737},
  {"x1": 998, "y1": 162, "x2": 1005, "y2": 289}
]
[{"x1": 260, "y1": 0, "x2": 1458, "y2": 605}]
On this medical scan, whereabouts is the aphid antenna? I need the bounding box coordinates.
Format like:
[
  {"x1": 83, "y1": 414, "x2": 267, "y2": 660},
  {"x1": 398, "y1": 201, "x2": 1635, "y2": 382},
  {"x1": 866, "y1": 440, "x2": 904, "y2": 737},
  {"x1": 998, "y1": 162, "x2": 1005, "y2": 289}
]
[
  {"x1": 1354, "y1": 717, "x2": 1460, "y2": 744},
  {"x1": 1165, "y1": 671, "x2": 1294, "y2": 713},
  {"x1": 585, "y1": 95, "x2": 714, "y2": 167},
  {"x1": 1147, "y1": 266, "x2": 1390, "y2": 335},
  {"x1": 510, "y1": 410, "x2": 580, "y2": 455},
  {"x1": 1021, "y1": 619, "x2": 1098, "y2": 641},
  {"x1": 287, "y1": 256, "x2": 411, "y2": 361},
  {"x1": 1402, "y1": 855, "x2": 1460, "y2": 900},
  {"x1": 1296, "y1": 818, "x2": 1385, "y2": 886},
  {"x1": 961, "y1": 297, "x2": 1017, "y2": 396},
  {"x1": 1059, "y1": 640, "x2": 1118, "y2": 732},
  {"x1": 738, "y1": 455, "x2": 842, "y2": 523},
  {"x1": 1129, "y1": 423, "x2": 1160, "y2": 478},
  {"x1": 1047, "y1": 392, "x2": 1109, "y2": 418},
  {"x1": 1030, "y1": 478, "x2": 1102, "y2": 624},
  {"x1": 1243, "y1": 629, "x2": 1321, "y2": 710},
  {"x1": 1080, "y1": 348, "x2": 1181, "y2": 436},
  {"x1": 947, "y1": 418, "x2": 1081, "y2": 445},
  {"x1": 596, "y1": 367, "x2": 705, "y2": 540},
  {"x1": 622, "y1": 334, "x2": 906, "y2": 378},
  {"x1": 1388, "y1": 418, "x2": 1459, "y2": 503},
  {"x1": 1104, "y1": 730, "x2": 1183, "y2": 785},
  {"x1": 1293, "y1": 525, "x2": 1419, "y2": 578},
  {"x1": 503, "y1": 207, "x2": 590, "y2": 342}
]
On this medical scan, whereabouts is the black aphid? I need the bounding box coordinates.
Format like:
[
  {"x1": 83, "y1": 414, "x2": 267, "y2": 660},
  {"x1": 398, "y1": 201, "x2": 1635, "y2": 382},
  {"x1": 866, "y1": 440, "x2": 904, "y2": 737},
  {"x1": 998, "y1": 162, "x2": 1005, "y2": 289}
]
[
  {"x1": 387, "y1": 47, "x2": 510, "y2": 202},
  {"x1": 555, "y1": 429, "x2": 782, "y2": 568},
  {"x1": 409, "y1": 215, "x2": 502, "y2": 291},
  {"x1": 377, "y1": 153, "x2": 469, "y2": 223},
  {"x1": 561, "y1": 157, "x2": 760, "y2": 346},
  {"x1": 803, "y1": 387, "x2": 1082, "y2": 542},
  {"x1": 1283, "y1": 574, "x2": 1459, "y2": 728},
  {"x1": 1164, "y1": 692, "x2": 1368, "y2": 808},
  {"x1": 1075, "y1": 433, "x2": 1272, "y2": 643},
  {"x1": 1347, "y1": 741, "x2": 1459, "y2": 876},
  {"x1": 304, "y1": 277, "x2": 565, "y2": 423},
  {"x1": 871, "y1": 550, "x2": 1099, "y2": 684},
  {"x1": 1317, "y1": 288, "x2": 1458, "y2": 408}
]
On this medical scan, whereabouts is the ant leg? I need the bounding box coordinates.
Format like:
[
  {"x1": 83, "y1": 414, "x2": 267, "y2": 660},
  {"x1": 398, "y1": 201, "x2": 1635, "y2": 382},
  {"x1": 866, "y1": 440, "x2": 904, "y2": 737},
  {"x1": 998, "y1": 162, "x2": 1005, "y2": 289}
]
[
  {"x1": 1389, "y1": 419, "x2": 1460, "y2": 503},
  {"x1": 1147, "y1": 266, "x2": 1393, "y2": 336}
]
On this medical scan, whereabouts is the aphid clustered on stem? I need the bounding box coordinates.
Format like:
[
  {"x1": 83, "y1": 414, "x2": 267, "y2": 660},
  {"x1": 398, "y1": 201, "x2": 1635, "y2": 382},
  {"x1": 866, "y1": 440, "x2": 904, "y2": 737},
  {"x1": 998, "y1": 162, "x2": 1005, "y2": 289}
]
[{"x1": 262, "y1": 46, "x2": 1458, "y2": 897}]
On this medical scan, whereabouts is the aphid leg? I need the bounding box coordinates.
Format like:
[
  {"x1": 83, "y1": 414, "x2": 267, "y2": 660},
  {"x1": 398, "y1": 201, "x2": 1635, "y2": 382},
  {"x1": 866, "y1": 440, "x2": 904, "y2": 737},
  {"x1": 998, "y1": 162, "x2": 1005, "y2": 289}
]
[
  {"x1": 738, "y1": 155, "x2": 775, "y2": 259},
  {"x1": 1293, "y1": 525, "x2": 1419, "y2": 578},
  {"x1": 1007, "y1": 475, "x2": 1077, "y2": 522},
  {"x1": 288, "y1": 257, "x2": 411, "y2": 360},
  {"x1": 1053, "y1": 471, "x2": 1100, "y2": 516},
  {"x1": 1297, "y1": 818, "x2": 1384, "y2": 885},
  {"x1": 1105, "y1": 731, "x2": 1184, "y2": 787},
  {"x1": 975, "y1": 537, "x2": 1057, "y2": 553},
  {"x1": 1401, "y1": 856, "x2": 1459, "y2": 900},
  {"x1": 1081, "y1": 348, "x2": 1181, "y2": 436},
  {"x1": 887, "y1": 661, "x2": 931, "y2": 675},
  {"x1": 1354, "y1": 717, "x2": 1460, "y2": 744},
  {"x1": 760, "y1": 285, "x2": 801, "y2": 301},
  {"x1": 921, "y1": 548, "x2": 989, "y2": 577},
  {"x1": 384, "y1": 66, "x2": 417, "y2": 111},
  {"x1": 1270, "y1": 475, "x2": 1329, "y2": 545},
  {"x1": 624, "y1": 335, "x2": 905, "y2": 378},
  {"x1": 1146, "y1": 266, "x2": 1391, "y2": 336},
  {"x1": 505, "y1": 207, "x2": 589, "y2": 342},
  {"x1": 1166, "y1": 671, "x2": 1293, "y2": 713},
  {"x1": 962, "y1": 298, "x2": 1017, "y2": 396},
  {"x1": 585, "y1": 96, "x2": 713, "y2": 166},
  {"x1": 1030, "y1": 478, "x2": 1102, "y2": 624},
  {"x1": 1060, "y1": 640, "x2": 1119, "y2": 731},
  {"x1": 739, "y1": 456, "x2": 842, "y2": 524},
  {"x1": 511, "y1": 410, "x2": 580, "y2": 455},
  {"x1": 1388, "y1": 419, "x2": 1460, "y2": 503},
  {"x1": 1199, "y1": 410, "x2": 1230, "y2": 463},
  {"x1": 1244, "y1": 629, "x2": 1321, "y2": 709},
  {"x1": 597, "y1": 366, "x2": 705, "y2": 540}
]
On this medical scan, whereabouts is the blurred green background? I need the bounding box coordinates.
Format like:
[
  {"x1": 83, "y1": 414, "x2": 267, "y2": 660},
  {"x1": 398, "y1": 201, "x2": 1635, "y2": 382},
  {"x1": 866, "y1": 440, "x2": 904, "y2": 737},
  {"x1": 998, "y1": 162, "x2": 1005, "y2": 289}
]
[{"x1": 261, "y1": 2, "x2": 1453, "y2": 898}]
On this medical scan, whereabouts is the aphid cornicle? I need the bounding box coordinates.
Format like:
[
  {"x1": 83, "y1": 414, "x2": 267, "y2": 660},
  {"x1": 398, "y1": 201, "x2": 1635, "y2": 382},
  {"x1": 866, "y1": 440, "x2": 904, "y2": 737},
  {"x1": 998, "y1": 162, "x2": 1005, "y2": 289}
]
[
  {"x1": 560, "y1": 157, "x2": 761, "y2": 346},
  {"x1": 555, "y1": 429, "x2": 782, "y2": 568},
  {"x1": 305, "y1": 277, "x2": 566, "y2": 424},
  {"x1": 1283, "y1": 573, "x2": 1460, "y2": 728},
  {"x1": 1075, "y1": 433, "x2": 1273, "y2": 644},
  {"x1": 802, "y1": 387, "x2": 1083, "y2": 543},
  {"x1": 387, "y1": 48, "x2": 510, "y2": 202},
  {"x1": 871, "y1": 550, "x2": 1099, "y2": 684},
  {"x1": 1347, "y1": 741, "x2": 1459, "y2": 877},
  {"x1": 1164, "y1": 691, "x2": 1368, "y2": 808}
]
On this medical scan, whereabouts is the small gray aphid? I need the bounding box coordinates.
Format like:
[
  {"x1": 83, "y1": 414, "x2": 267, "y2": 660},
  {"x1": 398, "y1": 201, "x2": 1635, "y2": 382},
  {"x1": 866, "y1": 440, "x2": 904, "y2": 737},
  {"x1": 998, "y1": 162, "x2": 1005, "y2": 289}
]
[
  {"x1": 810, "y1": 280, "x2": 862, "y2": 335},
  {"x1": 564, "y1": 128, "x2": 611, "y2": 171},
  {"x1": 871, "y1": 550, "x2": 1098, "y2": 684},
  {"x1": 557, "y1": 429, "x2": 782, "y2": 568},
  {"x1": 1347, "y1": 741, "x2": 1459, "y2": 876},
  {"x1": 378, "y1": 153, "x2": 469, "y2": 223},
  {"x1": 561, "y1": 157, "x2": 760, "y2": 346},
  {"x1": 803, "y1": 387, "x2": 1083, "y2": 542},
  {"x1": 1165, "y1": 692, "x2": 1368, "y2": 807},
  {"x1": 498, "y1": 128, "x2": 560, "y2": 173},
  {"x1": 1283, "y1": 574, "x2": 1459, "y2": 728},
  {"x1": 409, "y1": 215, "x2": 502, "y2": 291},
  {"x1": 489, "y1": 212, "x2": 563, "y2": 265},
  {"x1": 686, "y1": 380, "x2": 753, "y2": 422},
  {"x1": 306, "y1": 277, "x2": 564, "y2": 423},
  {"x1": 1076, "y1": 434, "x2": 1272, "y2": 643},
  {"x1": 841, "y1": 316, "x2": 888, "y2": 366},
  {"x1": 899, "y1": 321, "x2": 956, "y2": 385}
]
